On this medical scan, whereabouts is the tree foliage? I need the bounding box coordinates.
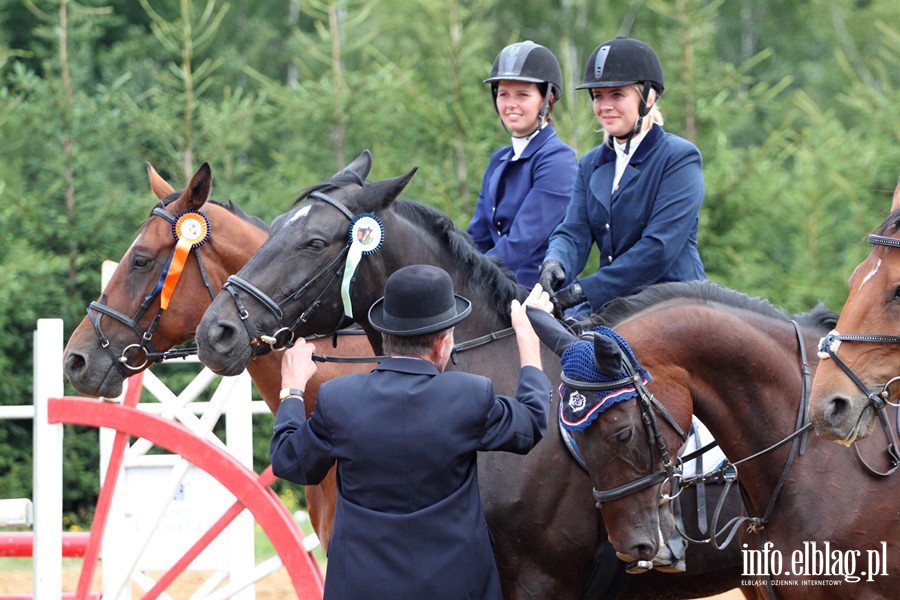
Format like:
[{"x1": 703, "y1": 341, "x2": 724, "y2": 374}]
[{"x1": 1, "y1": 0, "x2": 898, "y2": 524}]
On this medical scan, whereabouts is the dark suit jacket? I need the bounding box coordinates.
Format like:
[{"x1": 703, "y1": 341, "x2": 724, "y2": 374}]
[{"x1": 271, "y1": 357, "x2": 551, "y2": 600}]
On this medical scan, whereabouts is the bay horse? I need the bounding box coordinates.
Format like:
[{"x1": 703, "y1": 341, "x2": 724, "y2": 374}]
[
  {"x1": 62, "y1": 157, "x2": 382, "y2": 551},
  {"x1": 566, "y1": 280, "x2": 899, "y2": 598},
  {"x1": 195, "y1": 153, "x2": 746, "y2": 598},
  {"x1": 809, "y1": 177, "x2": 900, "y2": 455}
]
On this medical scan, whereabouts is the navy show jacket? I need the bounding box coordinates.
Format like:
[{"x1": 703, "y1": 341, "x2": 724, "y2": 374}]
[
  {"x1": 468, "y1": 124, "x2": 576, "y2": 287},
  {"x1": 545, "y1": 124, "x2": 706, "y2": 310},
  {"x1": 270, "y1": 357, "x2": 551, "y2": 600}
]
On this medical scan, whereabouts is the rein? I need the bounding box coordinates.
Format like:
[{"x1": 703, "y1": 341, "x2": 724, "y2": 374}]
[
  {"x1": 813, "y1": 232, "x2": 900, "y2": 476},
  {"x1": 313, "y1": 327, "x2": 517, "y2": 364},
  {"x1": 87, "y1": 203, "x2": 217, "y2": 374},
  {"x1": 672, "y1": 317, "x2": 813, "y2": 597}
]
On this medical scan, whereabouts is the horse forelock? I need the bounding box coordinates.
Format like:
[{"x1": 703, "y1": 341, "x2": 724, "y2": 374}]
[
  {"x1": 875, "y1": 208, "x2": 900, "y2": 237},
  {"x1": 392, "y1": 199, "x2": 525, "y2": 319},
  {"x1": 293, "y1": 181, "x2": 336, "y2": 206},
  {"x1": 148, "y1": 193, "x2": 268, "y2": 233},
  {"x1": 292, "y1": 170, "x2": 366, "y2": 207}
]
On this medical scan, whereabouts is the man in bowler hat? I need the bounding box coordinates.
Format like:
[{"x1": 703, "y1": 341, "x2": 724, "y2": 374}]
[{"x1": 271, "y1": 264, "x2": 553, "y2": 599}]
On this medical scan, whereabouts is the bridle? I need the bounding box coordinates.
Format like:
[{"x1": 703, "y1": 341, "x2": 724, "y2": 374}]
[
  {"x1": 814, "y1": 232, "x2": 900, "y2": 476},
  {"x1": 562, "y1": 341, "x2": 686, "y2": 577},
  {"x1": 222, "y1": 191, "x2": 357, "y2": 355},
  {"x1": 86, "y1": 203, "x2": 216, "y2": 375},
  {"x1": 559, "y1": 335, "x2": 687, "y2": 509}
]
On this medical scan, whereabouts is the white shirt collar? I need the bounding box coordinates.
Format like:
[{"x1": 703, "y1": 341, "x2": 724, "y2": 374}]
[
  {"x1": 612, "y1": 127, "x2": 650, "y2": 192},
  {"x1": 510, "y1": 122, "x2": 546, "y2": 160}
]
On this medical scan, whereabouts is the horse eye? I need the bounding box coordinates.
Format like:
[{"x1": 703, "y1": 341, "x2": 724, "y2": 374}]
[
  {"x1": 894, "y1": 286, "x2": 900, "y2": 301},
  {"x1": 304, "y1": 239, "x2": 326, "y2": 250},
  {"x1": 614, "y1": 426, "x2": 634, "y2": 445},
  {"x1": 132, "y1": 255, "x2": 152, "y2": 270}
]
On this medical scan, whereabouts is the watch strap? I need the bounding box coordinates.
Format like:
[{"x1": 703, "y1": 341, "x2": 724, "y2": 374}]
[{"x1": 279, "y1": 387, "x2": 305, "y2": 401}]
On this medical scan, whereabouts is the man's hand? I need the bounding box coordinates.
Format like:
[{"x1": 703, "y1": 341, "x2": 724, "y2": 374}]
[
  {"x1": 281, "y1": 338, "x2": 318, "y2": 392},
  {"x1": 539, "y1": 260, "x2": 566, "y2": 294},
  {"x1": 553, "y1": 281, "x2": 587, "y2": 311},
  {"x1": 511, "y1": 284, "x2": 549, "y2": 369},
  {"x1": 523, "y1": 283, "x2": 553, "y2": 313}
]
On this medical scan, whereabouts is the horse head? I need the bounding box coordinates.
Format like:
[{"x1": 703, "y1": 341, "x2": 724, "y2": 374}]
[
  {"x1": 810, "y1": 176, "x2": 900, "y2": 444},
  {"x1": 196, "y1": 150, "x2": 416, "y2": 376},
  {"x1": 527, "y1": 308, "x2": 688, "y2": 566},
  {"x1": 63, "y1": 162, "x2": 269, "y2": 398}
]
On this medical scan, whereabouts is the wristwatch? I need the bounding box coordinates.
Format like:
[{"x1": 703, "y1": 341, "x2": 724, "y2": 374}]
[{"x1": 279, "y1": 387, "x2": 305, "y2": 402}]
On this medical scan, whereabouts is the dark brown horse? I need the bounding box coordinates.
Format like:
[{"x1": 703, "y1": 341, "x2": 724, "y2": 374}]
[
  {"x1": 62, "y1": 158, "x2": 380, "y2": 552},
  {"x1": 810, "y1": 177, "x2": 900, "y2": 453},
  {"x1": 571, "y1": 280, "x2": 899, "y2": 598},
  {"x1": 195, "y1": 154, "x2": 746, "y2": 598}
]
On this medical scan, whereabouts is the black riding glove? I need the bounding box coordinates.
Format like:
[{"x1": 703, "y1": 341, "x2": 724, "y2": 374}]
[
  {"x1": 539, "y1": 260, "x2": 566, "y2": 294},
  {"x1": 554, "y1": 281, "x2": 587, "y2": 311}
]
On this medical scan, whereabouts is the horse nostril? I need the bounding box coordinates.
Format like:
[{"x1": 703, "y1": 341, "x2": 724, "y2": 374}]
[
  {"x1": 64, "y1": 352, "x2": 86, "y2": 374},
  {"x1": 632, "y1": 543, "x2": 657, "y2": 561},
  {"x1": 206, "y1": 321, "x2": 239, "y2": 351},
  {"x1": 826, "y1": 395, "x2": 851, "y2": 422}
]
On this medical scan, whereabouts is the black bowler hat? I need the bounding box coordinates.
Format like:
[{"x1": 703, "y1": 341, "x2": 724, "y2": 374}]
[{"x1": 368, "y1": 265, "x2": 472, "y2": 336}]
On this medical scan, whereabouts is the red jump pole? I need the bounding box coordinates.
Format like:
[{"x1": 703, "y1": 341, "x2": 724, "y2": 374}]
[{"x1": 0, "y1": 532, "x2": 90, "y2": 558}]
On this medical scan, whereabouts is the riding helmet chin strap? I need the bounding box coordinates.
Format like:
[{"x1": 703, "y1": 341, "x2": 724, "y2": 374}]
[{"x1": 617, "y1": 81, "x2": 652, "y2": 155}]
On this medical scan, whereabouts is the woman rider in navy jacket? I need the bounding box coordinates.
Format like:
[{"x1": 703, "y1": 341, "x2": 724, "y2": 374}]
[
  {"x1": 468, "y1": 41, "x2": 576, "y2": 287},
  {"x1": 540, "y1": 36, "x2": 706, "y2": 313}
]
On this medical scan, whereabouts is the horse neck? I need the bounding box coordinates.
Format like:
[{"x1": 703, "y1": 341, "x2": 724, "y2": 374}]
[{"x1": 382, "y1": 216, "x2": 513, "y2": 338}]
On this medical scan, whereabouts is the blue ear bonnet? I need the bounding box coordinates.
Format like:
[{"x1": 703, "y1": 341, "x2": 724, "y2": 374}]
[{"x1": 558, "y1": 326, "x2": 651, "y2": 432}]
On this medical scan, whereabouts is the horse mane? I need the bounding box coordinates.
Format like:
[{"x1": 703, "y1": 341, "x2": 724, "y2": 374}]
[
  {"x1": 392, "y1": 199, "x2": 526, "y2": 319},
  {"x1": 788, "y1": 302, "x2": 839, "y2": 333},
  {"x1": 156, "y1": 192, "x2": 269, "y2": 232},
  {"x1": 592, "y1": 280, "x2": 836, "y2": 334}
]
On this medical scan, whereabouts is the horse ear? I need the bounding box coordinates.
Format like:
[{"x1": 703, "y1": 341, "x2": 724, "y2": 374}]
[
  {"x1": 338, "y1": 149, "x2": 373, "y2": 183},
  {"x1": 891, "y1": 175, "x2": 900, "y2": 213},
  {"x1": 526, "y1": 305, "x2": 577, "y2": 356},
  {"x1": 361, "y1": 167, "x2": 418, "y2": 211},
  {"x1": 176, "y1": 162, "x2": 212, "y2": 211},
  {"x1": 146, "y1": 162, "x2": 175, "y2": 200},
  {"x1": 593, "y1": 334, "x2": 625, "y2": 377}
]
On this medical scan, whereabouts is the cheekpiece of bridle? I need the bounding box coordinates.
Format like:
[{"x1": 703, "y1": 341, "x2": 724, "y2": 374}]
[
  {"x1": 86, "y1": 203, "x2": 216, "y2": 375},
  {"x1": 222, "y1": 191, "x2": 357, "y2": 355},
  {"x1": 815, "y1": 233, "x2": 900, "y2": 474},
  {"x1": 565, "y1": 333, "x2": 687, "y2": 510}
]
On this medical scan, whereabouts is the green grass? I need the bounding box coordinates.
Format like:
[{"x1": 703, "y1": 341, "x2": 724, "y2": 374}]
[{"x1": 257, "y1": 511, "x2": 327, "y2": 566}]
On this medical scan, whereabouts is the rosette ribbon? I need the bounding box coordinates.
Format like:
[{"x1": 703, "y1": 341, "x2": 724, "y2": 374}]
[
  {"x1": 159, "y1": 211, "x2": 210, "y2": 310},
  {"x1": 341, "y1": 213, "x2": 384, "y2": 318}
]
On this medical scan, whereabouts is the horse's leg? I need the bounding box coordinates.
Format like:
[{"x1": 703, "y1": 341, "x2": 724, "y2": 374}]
[
  {"x1": 304, "y1": 468, "x2": 339, "y2": 553},
  {"x1": 480, "y1": 434, "x2": 601, "y2": 599}
]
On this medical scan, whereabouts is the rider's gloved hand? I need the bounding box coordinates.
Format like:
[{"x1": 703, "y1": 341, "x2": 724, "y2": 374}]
[
  {"x1": 553, "y1": 281, "x2": 586, "y2": 311},
  {"x1": 539, "y1": 260, "x2": 566, "y2": 294}
]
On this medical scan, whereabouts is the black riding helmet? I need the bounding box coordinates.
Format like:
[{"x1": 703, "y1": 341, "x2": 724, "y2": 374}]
[
  {"x1": 577, "y1": 36, "x2": 664, "y2": 151},
  {"x1": 576, "y1": 36, "x2": 664, "y2": 95},
  {"x1": 484, "y1": 41, "x2": 563, "y2": 137}
]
